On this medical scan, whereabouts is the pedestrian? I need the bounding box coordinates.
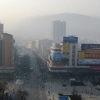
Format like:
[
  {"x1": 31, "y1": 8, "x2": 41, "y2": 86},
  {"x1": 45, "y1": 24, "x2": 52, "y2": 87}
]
[
  {"x1": 86, "y1": 90, "x2": 87, "y2": 94},
  {"x1": 48, "y1": 91, "x2": 50, "y2": 95}
]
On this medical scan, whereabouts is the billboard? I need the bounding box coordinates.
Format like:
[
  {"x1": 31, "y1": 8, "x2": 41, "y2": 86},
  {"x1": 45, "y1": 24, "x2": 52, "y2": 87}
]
[
  {"x1": 62, "y1": 44, "x2": 70, "y2": 52},
  {"x1": 51, "y1": 52, "x2": 62, "y2": 61},
  {"x1": 78, "y1": 51, "x2": 100, "y2": 58},
  {"x1": 78, "y1": 59, "x2": 100, "y2": 65},
  {"x1": 50, "y1": 60, "x2": 63, "y2": 66},
  {"x1": 62, "y1": 52, "x2": 69, "y2": 58},
  {"x1": 78, "y1": 52, "x2": 85, "y2": 58},
  {"x1": 63, "y1": 36, "x2": 78, "y2": 43},
  {"x1": 81, "y1": 44, "x2": 100, "y2": 50}
]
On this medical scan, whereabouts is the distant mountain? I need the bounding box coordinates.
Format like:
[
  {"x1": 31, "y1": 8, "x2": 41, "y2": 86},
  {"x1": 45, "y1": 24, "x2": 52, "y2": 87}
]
[{"x1": 11, "y1": 13, "x2": 100, "y2": 41}]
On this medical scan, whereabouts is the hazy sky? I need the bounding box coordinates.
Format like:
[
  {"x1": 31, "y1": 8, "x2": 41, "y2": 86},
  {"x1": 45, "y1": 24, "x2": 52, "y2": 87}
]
[{"x1": 0, "y1": 0, "x2": 100, "y2": 31}]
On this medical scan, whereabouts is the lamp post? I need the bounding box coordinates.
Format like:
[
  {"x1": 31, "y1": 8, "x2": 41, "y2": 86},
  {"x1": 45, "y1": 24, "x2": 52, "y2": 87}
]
[{"x1": 53, "y1": 94, "x2": 54, "y2": 100}]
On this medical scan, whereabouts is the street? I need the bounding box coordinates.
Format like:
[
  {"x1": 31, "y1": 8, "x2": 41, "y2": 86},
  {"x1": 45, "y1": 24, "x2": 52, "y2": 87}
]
[
  {"x1": 6, "y1": 51, "x2": 100, "y2": 100},
  {"x1": 26, "y1": 53, "x2": 48, "y2": 100},
  {"x1": 6, "y1": 52, "x2": 48, "y2": 100}
]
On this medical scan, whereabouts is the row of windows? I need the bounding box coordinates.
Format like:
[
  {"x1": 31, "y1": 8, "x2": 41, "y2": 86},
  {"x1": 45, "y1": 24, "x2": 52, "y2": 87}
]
[{"x1": 50, "y1": 68, "x2": 68, "y2": 70}]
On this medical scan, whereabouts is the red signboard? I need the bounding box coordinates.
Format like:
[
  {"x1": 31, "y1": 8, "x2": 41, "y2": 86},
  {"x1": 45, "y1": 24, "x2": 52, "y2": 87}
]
[
  {"x1": 50, "y1": 60, "x2": 63, "y2": 66},
  {"x1": 85, "y1": 52, "x2": 100, "y2": 58},
  {"x1": 90, "y1": 66, "x2": 100, "y2": 70}
]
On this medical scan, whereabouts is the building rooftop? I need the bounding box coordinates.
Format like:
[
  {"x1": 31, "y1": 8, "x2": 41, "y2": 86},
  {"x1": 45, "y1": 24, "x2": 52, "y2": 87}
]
[
  {"x1": 52, "y1": 43, "x2": 61, "y2": 48},
  {"x1": 0, "y1": 66, "x2": 14, "y2": 70},
  {"x1": 3, "y1": 33, "x2": 13, "y2": 37}
]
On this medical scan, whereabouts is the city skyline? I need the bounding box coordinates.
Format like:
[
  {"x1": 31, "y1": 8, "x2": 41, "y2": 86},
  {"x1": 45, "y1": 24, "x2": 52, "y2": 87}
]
[{"x1": 0, "y1": 0, "x2": 100, "y2": 44}]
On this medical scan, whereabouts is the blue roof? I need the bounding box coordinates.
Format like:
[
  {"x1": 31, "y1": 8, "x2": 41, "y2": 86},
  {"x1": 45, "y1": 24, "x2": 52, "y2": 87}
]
[{"x1": 59, "y1": 96, "x2": 70, "y2": 100}]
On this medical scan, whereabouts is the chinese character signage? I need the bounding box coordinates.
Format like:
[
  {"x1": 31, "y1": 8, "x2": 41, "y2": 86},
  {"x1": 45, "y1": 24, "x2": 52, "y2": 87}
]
[
  {"x1": 61, "y1": 44, "x2": 70, "y2": 52},
  {"x1": 78, "y1": 59, "x2": 100, "y2": 65},
  {"x1": 63, "y1": 36, "x2": 78, "y2": 43},
  {"x1": 81, "y1": 44, "x2": 100, "y2": 50},
  {"x1": 78, "y1": 51, "x2": 100, "y2": 59}
]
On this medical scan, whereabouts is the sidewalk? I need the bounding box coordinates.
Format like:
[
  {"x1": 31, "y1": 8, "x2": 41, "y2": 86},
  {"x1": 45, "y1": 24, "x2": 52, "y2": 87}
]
[
  {"x1": 45, "y1": 80, "x2": 100, "y2": 100},
  {"x1": 45, "y1": 81, "x2": 71, "y2": 100}
]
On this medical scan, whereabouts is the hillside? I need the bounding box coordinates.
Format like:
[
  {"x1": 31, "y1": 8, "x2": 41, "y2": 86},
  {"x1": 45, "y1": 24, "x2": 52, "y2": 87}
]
[{"x1": 11, "y1": 13, "x2": 100, "y2": 40}]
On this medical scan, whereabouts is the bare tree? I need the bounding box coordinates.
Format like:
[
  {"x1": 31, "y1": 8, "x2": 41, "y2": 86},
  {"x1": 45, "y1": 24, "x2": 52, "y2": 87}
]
[{"x1": 14, "y1": 89, "x2": 29, "y2": 100}]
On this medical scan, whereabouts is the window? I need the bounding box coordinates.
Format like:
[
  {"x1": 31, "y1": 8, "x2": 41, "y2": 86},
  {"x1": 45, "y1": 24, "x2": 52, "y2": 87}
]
[
  {"x1": 72, "y1": 50, "x2": 75, "y2": 53},
  {"x1": 73, "y1": 45, "x2": 76, "y2": 49},
  {"x1": 72, "y1": 54, "x2": 75, "y2": 58},
  {"x1": 72, "y1": 63, "x2": 75, "y2": 66},
  {"x1": 72, "y1": 59, "x2": 75, "y2": 62}
]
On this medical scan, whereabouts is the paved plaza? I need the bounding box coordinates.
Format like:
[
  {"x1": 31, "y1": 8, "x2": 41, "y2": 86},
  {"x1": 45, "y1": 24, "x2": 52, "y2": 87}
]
[{"x1": 45, "y1": 80, "x2": 100, "y2": 100}]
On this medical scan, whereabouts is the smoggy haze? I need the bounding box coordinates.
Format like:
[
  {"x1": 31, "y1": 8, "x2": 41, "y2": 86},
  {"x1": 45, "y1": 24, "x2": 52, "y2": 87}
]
[{"x1": 0, "y1": 0, "x2": 100, "y2": 41}]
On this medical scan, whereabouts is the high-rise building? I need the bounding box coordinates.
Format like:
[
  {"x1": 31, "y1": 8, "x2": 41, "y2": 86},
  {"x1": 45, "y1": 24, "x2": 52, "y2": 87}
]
[
  {"x1": 35, "y1": 39, "x2": 52, "y2": 53},
  {"x1": 53, "y1": 20, "x2": 66, "y2": 43},
  {"x1": 1, "y1": 33, "x2": 15, "y2": 66},
  {"x1": 47, "y1": 43, "x2": 63, "y2": 72},
  {"x1": 0, "y1": 23, "x2": 3, "y2": 34},
  {"x1": 26, "y1": 41, "x2": 36, "y2": 51},
  {"x1": 62, "y1": 36, "x2": 78, "y2": 66},
  {"x1": 0, "y1": 23, "x2": 3, "y2": 66}
]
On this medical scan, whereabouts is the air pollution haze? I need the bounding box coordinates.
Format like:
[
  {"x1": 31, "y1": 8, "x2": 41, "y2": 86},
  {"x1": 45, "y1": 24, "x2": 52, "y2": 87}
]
[
  {"x1": 0, "y1": 0, "x2": 100, "y2": 44},
  {"x1": 10, "y1": 13, "x2": 100, "y2": 40}
]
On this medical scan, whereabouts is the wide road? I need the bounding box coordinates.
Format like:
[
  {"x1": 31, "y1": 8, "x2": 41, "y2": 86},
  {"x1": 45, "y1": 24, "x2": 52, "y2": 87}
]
[{"x1": 27, "y1": 53, "x2": 48, "y2": 100}]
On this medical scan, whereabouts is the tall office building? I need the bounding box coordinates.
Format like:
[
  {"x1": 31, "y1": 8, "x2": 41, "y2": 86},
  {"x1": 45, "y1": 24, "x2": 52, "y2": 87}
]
[
  {"x1": 62, "y1": 36, "x2": 78, "y2": 66},
  {"x1": 0, "y1": 23, "x2": 3, "y2": 66},
  {"x1": 0, "y1": 23, "x2": 3, "y2": 34},
  {"x1": 1, "y1": 33, "x2": 15, "y2": 66},
  {"x1": 53, "y1": 20, "x2": 66, "y2": 43},
  {"x1": 0, "y1": 23, "x2": 15, "y2": 76}
]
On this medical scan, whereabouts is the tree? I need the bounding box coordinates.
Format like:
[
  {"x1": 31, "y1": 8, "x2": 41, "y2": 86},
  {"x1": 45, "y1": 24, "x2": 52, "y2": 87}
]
[
  {"x1": 20, "y1": 55, "x2": 31, "y2": 73},
  {"x1": 14, "y1": 89, "x2": 29, "y2": 100},
  {"x1": 71, "y1": 87, "x2": 77, "y2": 95},
  {"x1": 0, "y1": 80, "x2": 6, "y2": 99}
]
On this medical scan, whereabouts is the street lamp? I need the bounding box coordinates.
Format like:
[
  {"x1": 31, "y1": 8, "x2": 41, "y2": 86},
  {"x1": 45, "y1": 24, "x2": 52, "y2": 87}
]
[{"x1": 53, "y1": 94, "x2": 54, "y2": 100}]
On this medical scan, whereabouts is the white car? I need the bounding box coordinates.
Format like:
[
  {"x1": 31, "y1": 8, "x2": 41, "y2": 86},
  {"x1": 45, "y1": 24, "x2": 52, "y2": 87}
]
[{"x1": 30, "y1": 68, "x2": 34, "y2": 71}]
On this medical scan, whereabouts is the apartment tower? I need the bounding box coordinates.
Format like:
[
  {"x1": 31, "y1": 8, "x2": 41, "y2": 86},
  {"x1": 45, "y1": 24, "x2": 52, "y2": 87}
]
[
  {"x1": 1, "y1": 33, "x2": 15, "y2": 66},
  {"x1": 0, "y1": 23, "x2": 3, "y2": 66},
  {"x1": 53, "y1": 20, "x2": 66, "y2": 43}
]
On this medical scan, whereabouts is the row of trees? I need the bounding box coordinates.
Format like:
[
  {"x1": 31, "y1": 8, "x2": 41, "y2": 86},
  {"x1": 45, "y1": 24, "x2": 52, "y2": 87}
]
[
  {"x1": 20, "y1": 55, "x2": 31, "y2": 74},
  {"x1": 14, "y1": 89, "x2": 29, "y2": 100},
  {"x1": 1, "y1": 89, "x2": 29, "y2": 100}
]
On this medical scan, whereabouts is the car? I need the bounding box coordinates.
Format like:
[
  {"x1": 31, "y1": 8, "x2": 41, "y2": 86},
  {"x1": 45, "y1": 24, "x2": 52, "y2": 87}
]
[
  {"x1": 96, "y1": 85, "x2": 100, "y2": 90},
  {"x1": 30, "y1": 67, "x2": 34, "y2": 71}
]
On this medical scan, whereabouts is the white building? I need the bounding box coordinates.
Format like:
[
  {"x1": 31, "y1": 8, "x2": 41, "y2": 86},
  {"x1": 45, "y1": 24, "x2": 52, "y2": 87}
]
[
  {"x1": 35, "y1": 39, "x2": 52, "y2": 53},
  {"x1": 35, "y1": 40, "x2": 40, "y2": 49},
  {"x1": 61, "y1": 43, "x2": 78, "y2": 66},
  {"x1": 47, "y1": 36, "x2": 91, "y2": 72},
  {"x1": 69, "y1": 43, "x2": 78, "y2": 66},
  {"x1": 26, "y1": 41, "x2": 35, "y2": 50},
  {"x1": 61, "y1": 36, "x2": 78, "y2": 66},
  {"x1": 53, "y1": 20, "x2": 66, "y2": 43}
]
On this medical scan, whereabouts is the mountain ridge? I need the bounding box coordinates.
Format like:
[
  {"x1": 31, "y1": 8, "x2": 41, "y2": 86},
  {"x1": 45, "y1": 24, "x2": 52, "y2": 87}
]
[{"x1": 10, "y1": 12, "x2": 100, "y2": 41}]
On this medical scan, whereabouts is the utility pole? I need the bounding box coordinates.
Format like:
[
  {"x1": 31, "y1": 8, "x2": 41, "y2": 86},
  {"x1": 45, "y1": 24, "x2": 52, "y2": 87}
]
[{"x1": 53, "y1": 94, "x2": 54, "y2": 100}]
